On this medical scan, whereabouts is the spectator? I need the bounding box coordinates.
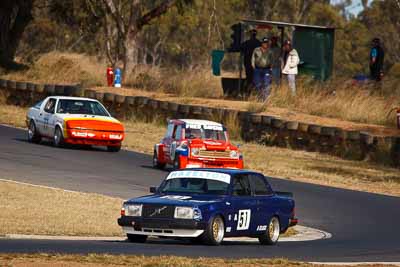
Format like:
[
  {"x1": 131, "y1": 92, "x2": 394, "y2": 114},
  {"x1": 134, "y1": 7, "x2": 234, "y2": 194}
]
[
  {"x1": 370, "y1": 38, "x2": 384, "y2": 82},
  {"x1": 241, "y1": 28, "x2": 261, "y2": 91},
  {"x1": 282, "y1": 40, "x2": 300, "y2": 95},
  {"x1": 270, "y1": 36, "x2": 281, "y2": 86},
  {"x1": 251, "y1": 37, "x2": 272, "y2": 101}
]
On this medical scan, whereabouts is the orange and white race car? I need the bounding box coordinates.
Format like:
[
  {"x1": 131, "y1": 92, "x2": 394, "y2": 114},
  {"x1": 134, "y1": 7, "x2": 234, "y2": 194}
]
[{"x1": 26, "y1": 96, "x2": 124, "y2": 152}]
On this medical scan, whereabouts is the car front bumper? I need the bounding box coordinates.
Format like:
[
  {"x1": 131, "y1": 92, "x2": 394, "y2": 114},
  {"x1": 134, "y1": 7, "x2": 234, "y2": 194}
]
[
  {"x1": 64, "y1": 129, "x2": 124, "y2": 146},
  {"x1": 118, "y1": 216, "x2": 206, "y2": 237}
]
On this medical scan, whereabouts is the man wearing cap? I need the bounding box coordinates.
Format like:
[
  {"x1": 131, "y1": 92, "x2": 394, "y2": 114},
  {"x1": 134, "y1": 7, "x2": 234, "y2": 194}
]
[
  {"x1": 241, "y1": 28, "x2": 261, "y2": 92},
  {"x1": 282, "y1": 39, "x2": 300, "y2": 95},
  {"x1": 370, "y1": 38, "x2": 384, "y2": 82},
  {"x1": 251, "y1": 37, "x2": 273, "y2": 100}
]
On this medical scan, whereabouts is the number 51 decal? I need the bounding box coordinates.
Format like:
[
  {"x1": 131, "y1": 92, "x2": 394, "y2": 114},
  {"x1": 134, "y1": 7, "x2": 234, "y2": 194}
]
[{"x1": 237, "y1": 209, "x2": 251, "y2": 230}]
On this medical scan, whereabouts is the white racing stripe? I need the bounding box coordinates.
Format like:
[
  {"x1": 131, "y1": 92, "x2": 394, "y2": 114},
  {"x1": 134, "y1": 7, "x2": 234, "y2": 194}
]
[{"x1": 167, "y1": 170, "x2": 231, "y2": 184}]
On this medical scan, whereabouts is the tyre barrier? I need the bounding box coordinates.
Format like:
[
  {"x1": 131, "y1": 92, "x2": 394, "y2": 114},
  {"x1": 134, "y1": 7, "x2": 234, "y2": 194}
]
[
  {"x1": 1, "y1": 78, "x2": 399, "y2": 167},
  {"x1": 84, "y1": 89, "x2": 96, "y2": 99},
  {"x1": 115, "y1": 94, "x2": 126, "y2": 104},
  {"x1": 64, "y1": 85, "x2": 83, "y2": 97},
  {"x1": 35, "y1": 84, "x2": 45, "y2": 94},
  {"x1": 27, "y1": 83, "x2": 36, "y2": 92},
  {"x1": 44, "y1": 84, "x2": 55, "y2": 95},
  {"x1": 7, "y1": 80, "x2": 16, "y2": 90},
  {"x1": 95, "y1": 92, "x2": 104, "y2": 101},
  {"x1": 104, "y1": 93, "x2": 115, "y2": 102},
  {"x1": 125, "y1": 96, "x2": 136, "y2": 106},
  {"x1": 16, "y1": 81, "x2": 27, "y2": 91},
  {"x1": 0, "y1": 79, "x2": 7, "y2": 89},
  {"x1": 55, "y1": 85, "x2": 65, "y2": 95}
]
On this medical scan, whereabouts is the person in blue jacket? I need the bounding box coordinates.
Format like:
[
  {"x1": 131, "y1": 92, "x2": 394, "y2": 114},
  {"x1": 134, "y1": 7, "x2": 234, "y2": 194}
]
[{"x1": 369, "y1": 38, "x2": 384, "y2": 82}]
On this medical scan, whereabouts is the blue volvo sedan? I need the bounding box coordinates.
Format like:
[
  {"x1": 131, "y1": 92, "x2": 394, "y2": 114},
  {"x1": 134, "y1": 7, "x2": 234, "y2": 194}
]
[{"x1": 118, "y1": 169, "x2": 297, "y2": 245}]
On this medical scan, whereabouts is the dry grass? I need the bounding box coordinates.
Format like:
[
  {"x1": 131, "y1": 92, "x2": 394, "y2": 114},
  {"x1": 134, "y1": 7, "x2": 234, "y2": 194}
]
[
  {"x1": 0, "y1": 254, "x2": 395, "y2": 267},
  {"x1": 125, "y1": 64, "x2": 223, "y2": 98},
  {"x1": 2, "y1": 52, "x2": 106, "y2": 87},
  {"x1": 0, "y1": 180, "x2": 123, "y2": 236},
  {"x1": 0, "y1": 91, "x2": 28, "y2": 128}
]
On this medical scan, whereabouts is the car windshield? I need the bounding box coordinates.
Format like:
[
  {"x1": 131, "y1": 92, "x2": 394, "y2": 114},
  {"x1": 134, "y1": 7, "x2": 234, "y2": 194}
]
[
  {"x1": 160, "y1": 177, "x2": 229, "y2": 195},
  {"x1": 185, "y1": 127, "x2": 226, "y2": 141},
  {"x1": 56, "y1": 99, "x2": 109, "y2": 116}
]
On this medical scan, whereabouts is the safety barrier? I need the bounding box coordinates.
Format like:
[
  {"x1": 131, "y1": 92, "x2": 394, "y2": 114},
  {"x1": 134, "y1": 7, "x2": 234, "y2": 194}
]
[{"x1": 0, "y1": 78, "x2": 399, "y2": 167}]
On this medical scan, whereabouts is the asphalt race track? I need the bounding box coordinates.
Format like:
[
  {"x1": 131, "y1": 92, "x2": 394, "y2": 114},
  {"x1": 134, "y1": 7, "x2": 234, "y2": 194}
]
[{"x1": 1, "y1": 124, "x2": 400, "y2": 262}]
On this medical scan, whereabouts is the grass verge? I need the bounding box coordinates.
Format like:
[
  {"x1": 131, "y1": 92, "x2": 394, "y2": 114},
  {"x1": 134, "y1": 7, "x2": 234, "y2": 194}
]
[
  {"x1": 0, "y1": 180, "x2": 123, "y2": 236},
  {"x1": 0, "y1": 254, "x2": 394, "y2": 267}
]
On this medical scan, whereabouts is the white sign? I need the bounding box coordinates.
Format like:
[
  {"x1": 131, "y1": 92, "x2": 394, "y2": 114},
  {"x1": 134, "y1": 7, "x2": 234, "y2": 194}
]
[
  {"x1": 185, "y1": 124, "x2": 223, "y2": 131},
  {"x1": 166, "y1": 170, "x2": 231, "y2": 184},
  {"x1": 237, "y1": 209, "x2": 251, "y2": 230}
]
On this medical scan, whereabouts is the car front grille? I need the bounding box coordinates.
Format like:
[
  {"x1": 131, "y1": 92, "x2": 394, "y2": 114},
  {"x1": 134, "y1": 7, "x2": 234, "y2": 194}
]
[
  {"x1": 198, "y1": 150, "x2": 230, "y2": 158},
  {"x1": 142, "y1": 204, "x2": 175, "y2": 219}
]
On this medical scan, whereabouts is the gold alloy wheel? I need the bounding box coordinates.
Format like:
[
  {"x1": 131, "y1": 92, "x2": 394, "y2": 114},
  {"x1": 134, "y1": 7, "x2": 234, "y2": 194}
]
[
  {"x1": 268, "y1": 217, "x2": 280, "y2": 242},
  {"x1": 212, "y1": 217, "x2": 224, "y2": 243}
]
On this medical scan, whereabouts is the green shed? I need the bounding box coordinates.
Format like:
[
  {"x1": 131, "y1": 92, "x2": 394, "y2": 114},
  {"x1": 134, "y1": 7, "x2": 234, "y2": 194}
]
[{"x1": 241, "y1": 19, "x2": 336, "y2": 81}]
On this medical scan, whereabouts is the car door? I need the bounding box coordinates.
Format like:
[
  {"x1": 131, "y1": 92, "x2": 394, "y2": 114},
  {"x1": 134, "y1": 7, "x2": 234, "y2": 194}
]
[
  {"x1": 42, "y1": 98, "x2": 57, "y2": 137},
  {"x1": 248, "y1": 174, "x2": 276, "y2": 235},
  {"x1": 228, "y1": 174, "x2": 258, "y2": 236},
  {"x1": 163, "y1": 122, "x2": 175, "y2": 163},
  {"x1": 167, "y1": 124, "x2": 182, "y2": 163}
]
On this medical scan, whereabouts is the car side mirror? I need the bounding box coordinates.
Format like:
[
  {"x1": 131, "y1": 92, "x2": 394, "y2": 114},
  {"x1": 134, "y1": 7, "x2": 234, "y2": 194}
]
[{"x1": 149, "y1": 187, "x2": 157, "y2": 193}]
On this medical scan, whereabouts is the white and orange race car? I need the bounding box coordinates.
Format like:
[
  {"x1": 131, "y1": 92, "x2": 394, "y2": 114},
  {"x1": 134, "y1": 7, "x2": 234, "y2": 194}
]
[{"x1": 26, "y1": 96, "x2": 124, "y2": 152}]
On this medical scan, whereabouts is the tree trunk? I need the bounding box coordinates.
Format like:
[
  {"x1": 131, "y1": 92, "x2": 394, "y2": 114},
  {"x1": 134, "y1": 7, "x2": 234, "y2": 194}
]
[
  {"x1": 122, "y1": 30, "x2": 139, "y2": 80},
  {"x1": 0, "y1": 0, "x2": 33, "y2": 67}
]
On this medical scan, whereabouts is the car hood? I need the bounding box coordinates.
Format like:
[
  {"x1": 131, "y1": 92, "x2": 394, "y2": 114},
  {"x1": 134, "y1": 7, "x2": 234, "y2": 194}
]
[
  {"x1": 57, "y1": 114, "x2": 123, "y2": 132},
  {"x1": 126, "y1": 194, "x2": 227, "y2": 207}
]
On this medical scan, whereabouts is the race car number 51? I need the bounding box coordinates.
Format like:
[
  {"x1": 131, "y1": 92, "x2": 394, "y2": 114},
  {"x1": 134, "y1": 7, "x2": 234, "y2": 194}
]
[{"x1": 237, "y1": 209, "x2": 251, "y2": 230}]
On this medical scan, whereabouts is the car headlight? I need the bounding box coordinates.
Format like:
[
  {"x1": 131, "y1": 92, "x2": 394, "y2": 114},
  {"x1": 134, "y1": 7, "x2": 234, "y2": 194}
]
[
  {"x1": 191, "y1": 148, "x2": 200, "y2": 156},
  {"x1": 124, "y1": 204, "x2": 142, "y2": 217},
  {"x1": 230, "y1": 150, "x2": 238, "y2": 158},
  {"x1": 174, "y1": 206, "x2": 194, "y2": 219}
]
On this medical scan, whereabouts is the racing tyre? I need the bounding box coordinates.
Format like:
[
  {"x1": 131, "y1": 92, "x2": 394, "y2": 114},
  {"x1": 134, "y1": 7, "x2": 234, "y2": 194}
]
[
  {"x1": 201, "y1": 215, "x2": 225, "y2": 246},
  {"x1": 126, "y1": 234, "x2": 147, "y2": 243},
  {"x1": 258, "y1": 216, "x2": 280, "y2": 245},
  {"x1": 153, "y1": 150, "x2": 166, "y2": 169},
  {"x1": 107, "y1": 145, "x2": 121, "y2": 152},
  {"x1": 53, "y1": 126, "x2": 65, "y2": 148},
  {"x1": 173, "y1": 154, "x2": 181, "y2": 170},
  {"x1": 28, "y1": 121, "x2": 41, "y2": 143}
]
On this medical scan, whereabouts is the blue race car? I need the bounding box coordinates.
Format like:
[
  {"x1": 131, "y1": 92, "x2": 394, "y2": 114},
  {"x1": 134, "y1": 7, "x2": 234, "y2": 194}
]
[{"x1": 118, "y1": 168, "x2": 297, "y2": 246}]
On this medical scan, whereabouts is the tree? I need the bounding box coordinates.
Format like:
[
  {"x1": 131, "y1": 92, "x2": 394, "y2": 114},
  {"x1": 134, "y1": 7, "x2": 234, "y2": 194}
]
[
  {"x1": 0, "y1": 0, "x2": 34, "y2": 67},
  {"x1": 91, "y1": 0, "x2": 193, "y2": 80}
]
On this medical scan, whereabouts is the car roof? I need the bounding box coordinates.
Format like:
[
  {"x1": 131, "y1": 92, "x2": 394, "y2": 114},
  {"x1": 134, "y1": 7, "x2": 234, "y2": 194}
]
[
  {"x1": 172, "y1": 168, "x2": 261, "y2": 176},
  {"x1": 176, "y1": 119, "x2": 223, "y2": 127},
  {"x1": 46, "y1": 96, "x2": 99, "y2": 102}
]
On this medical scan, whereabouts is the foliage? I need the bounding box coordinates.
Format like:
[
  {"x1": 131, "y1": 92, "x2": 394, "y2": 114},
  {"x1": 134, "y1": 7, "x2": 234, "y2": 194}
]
[{"x1": 1, "y1": 0, "x2": 398, "y2": 84}]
